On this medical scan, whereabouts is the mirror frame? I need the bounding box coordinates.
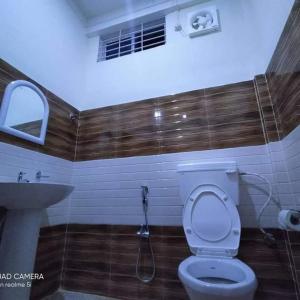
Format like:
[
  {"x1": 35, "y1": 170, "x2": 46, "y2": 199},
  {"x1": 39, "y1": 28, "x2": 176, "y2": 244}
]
[{"x1": 0, "y1": 80, "x2": 49, "y2": 145}]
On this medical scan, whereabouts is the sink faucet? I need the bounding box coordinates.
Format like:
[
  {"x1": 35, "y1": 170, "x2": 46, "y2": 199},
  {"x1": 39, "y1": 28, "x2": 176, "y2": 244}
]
[
  {"x1": 35, "y1": 170, "x2": 50, "y2": 181},
  {"x1": 17, "y1": 171, "x2": 30, "y2": 183}
]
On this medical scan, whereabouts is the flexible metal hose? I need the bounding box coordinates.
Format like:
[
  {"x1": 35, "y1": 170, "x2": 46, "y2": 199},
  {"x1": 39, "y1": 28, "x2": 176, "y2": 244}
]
[
  {"x1": 136, "y1": 238, "x2": 155, "y2": 283},
  {"x1": 240, "y1": 172, "x2": 281, "y2": 243},
  {"x1": 136, "y1": 186, "x2": 156, "y2": 283}
]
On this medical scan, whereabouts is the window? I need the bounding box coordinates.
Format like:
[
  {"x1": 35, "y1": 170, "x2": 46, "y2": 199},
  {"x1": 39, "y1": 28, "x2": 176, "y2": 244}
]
[{"x1": 98, "y1": 17, "x2": 166, "y2": 61}]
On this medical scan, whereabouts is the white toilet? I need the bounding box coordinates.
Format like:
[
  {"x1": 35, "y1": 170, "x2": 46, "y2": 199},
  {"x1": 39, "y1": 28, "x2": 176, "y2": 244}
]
[{"x1": 177, "y1": 162, "x2": 257, "y2": 300}]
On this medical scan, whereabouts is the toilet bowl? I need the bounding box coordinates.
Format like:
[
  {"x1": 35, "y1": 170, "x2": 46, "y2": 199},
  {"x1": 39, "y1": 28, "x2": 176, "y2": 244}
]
[
  {"x1": 177, "y1": 162, "x2": 257, "y2": 300},
  {"x1": 178, "y1": 256, "x2": 257, "y2": 300}
]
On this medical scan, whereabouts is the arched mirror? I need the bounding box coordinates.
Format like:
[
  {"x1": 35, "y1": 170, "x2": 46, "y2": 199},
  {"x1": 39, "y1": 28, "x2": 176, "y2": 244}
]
[{"x1": 0, "y1": 80, "x2": 49, "y2": 145}]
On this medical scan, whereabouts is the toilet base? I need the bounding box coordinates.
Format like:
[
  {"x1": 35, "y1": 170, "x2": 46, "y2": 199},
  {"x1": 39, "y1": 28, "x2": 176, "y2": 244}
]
[{"x1": 178, "y1": 256, "x2": 257, "y2": 300}]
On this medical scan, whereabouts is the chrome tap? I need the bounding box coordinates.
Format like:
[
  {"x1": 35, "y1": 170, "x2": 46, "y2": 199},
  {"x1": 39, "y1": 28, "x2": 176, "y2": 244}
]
[
  {"x1": 17, "y1": 171, "x2": 30, "y2": 183},
  {"x1": 35, "y1": 170, "x2": 50, "y2": 181},
  {"x1": 137, "y1": 224, "x2": 150, "y2": 238}
]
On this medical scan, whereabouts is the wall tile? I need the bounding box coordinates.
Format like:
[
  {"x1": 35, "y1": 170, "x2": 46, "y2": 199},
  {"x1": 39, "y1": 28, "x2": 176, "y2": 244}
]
[
  {"x1": 254, "y1": 75, "x2": 280, "y2": 143},
  {"x1": 61, "y1": 225, "x2": 189, "y2": 300},
  {"x1": 33, "y1": 225, "x2": 300, "y2": 300},
  {"x1": 30, "y1": 225, "x2": 66, "y2": 300},
  {"x1": 266, "y1": 1, "x2": 300, "y2": 138},
  {"x1": 282, "y1": 126, "x2": 300, "y2": 207},
  {"x1": 76, "y1": 80, "x2": 265, "y2": 161},
  {"x1": 70, "y1": 144, "x2": 280, "y2": 227}
]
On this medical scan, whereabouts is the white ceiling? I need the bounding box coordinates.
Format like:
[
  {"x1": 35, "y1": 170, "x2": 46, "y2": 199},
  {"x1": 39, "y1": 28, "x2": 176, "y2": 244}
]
[{"x1": 70, "y1": 0, "x2": 169, "y2": 22}]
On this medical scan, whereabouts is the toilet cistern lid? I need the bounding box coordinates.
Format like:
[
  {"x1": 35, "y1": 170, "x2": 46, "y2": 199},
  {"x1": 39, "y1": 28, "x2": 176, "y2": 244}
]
[{"x1": 183, "y1": 184, "x2": 241, "y2": 257}]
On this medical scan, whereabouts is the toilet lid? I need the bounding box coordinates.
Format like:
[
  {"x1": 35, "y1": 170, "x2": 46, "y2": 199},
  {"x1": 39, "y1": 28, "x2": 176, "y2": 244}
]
[{"x1": 183, "y1": 184, "x2": 241, "y2": 257}]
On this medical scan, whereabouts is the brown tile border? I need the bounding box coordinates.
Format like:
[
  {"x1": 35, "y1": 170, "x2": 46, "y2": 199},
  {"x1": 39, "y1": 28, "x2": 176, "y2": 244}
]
[
  {"x1": 30, "y1": 225, "x2": 66, "y2": 300},
  {"x1": 31, "y1": 225, "x2": 300, "y2": 300},
  {"x1": 0, "y1": 58, "x2": 295, "y2": 162},
  {"x1": 76, "y1": 80, "x2": 266, "y2": 161},
  {"x1": 266, "y1": 1, "x2": 300, "y2": 139}
]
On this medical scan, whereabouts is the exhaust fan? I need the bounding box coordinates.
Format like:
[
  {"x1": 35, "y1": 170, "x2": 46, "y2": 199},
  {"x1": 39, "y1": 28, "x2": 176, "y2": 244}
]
[{"x1": 187, "y1": 6, "x2": 220, "y2": 37}]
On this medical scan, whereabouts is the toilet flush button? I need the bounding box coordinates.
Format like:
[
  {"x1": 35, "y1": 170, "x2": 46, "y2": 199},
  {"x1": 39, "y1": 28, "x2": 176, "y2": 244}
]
[
  {"x1": 186, "y1": 228, "x2": 192, "y2": 234},
  {"x1": 233, "y1": 229, "x2": 240, "y2": 235}
]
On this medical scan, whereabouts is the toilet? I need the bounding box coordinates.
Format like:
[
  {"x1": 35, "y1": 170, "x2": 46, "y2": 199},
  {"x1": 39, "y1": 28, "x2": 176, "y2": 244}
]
[{"x1": 177, "y1": 162, "x2": 257, "y2": 300}]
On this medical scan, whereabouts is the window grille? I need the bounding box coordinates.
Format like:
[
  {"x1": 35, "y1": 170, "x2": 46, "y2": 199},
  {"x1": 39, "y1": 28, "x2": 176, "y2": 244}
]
[{"x1": 98, "y1": 17, "x2": 166, "y2": 61}]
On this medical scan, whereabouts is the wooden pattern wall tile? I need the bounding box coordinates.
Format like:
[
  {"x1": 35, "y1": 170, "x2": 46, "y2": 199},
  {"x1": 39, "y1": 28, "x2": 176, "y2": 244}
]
[
  {"x1": 240, "y1": 229, "x2": 298, "y2": 300},
  {"x1": 0, "y1": 59, "x2": 78, "y2": 161},
  {"x1": 205, "y1": 80, "x2": 265, "y2": 149},
  {"x1": 60, "y1": 224, "x2": 189, "y2": 300},
  {"x1": 62, "y1": 269, "x2": 110, "y2": 296},
  {"x1": 30, "y1": 225, "x2": 66, "y2": 300},
  {"x1": 254, "y1": 75, "x2": 280, "y2": 143},
  {"x1": 76, "y1": 105, "x2": 118, "y2": 160},
  {"x1": 209, "y1": 122, "x2": 265, "y2": 150},
  {"x1": 266, "y1": 1, "x2": 300, "y2": 138},
  {"x1": 62, "y1": 225, "x2": 299, "y2": 300},
  {"x1": 287, "y1": 231, "x2": 300, "y2": 296},
  {"x1": 0, "y1": 59, "x2": 271, "y2": 161},
  {"x1": 76, "y1": 80, "x2": 265, "y2": 160},
  {"x1": 31, "y1": 224, "x2": 300, "y2": 300}
]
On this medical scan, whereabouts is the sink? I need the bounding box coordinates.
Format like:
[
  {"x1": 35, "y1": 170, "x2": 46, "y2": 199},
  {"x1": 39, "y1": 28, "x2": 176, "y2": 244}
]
[
  {"x1": 0, "y1": 182, "x2": 74, "y2": 300},
  {"x1": 0, "y1": 182, "x2": 74, "y2": 209}
]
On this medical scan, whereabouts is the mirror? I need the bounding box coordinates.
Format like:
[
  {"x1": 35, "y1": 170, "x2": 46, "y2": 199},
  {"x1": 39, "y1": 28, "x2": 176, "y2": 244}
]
[{"x1": 0, "y1": 80, "x2": 49, "y2": 145}]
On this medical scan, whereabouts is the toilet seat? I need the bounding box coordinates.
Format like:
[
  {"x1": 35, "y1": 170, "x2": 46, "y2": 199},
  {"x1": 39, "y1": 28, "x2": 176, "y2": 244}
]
[
  {"x1": 183, "y1": 184, "x2": 241, "y2": 257},
  {"x1": 178, "y1": 256, "x2": 257, "y2": 297},
  {"x1": 178, "y1": 162, "x2": 257, "y2": 299}
]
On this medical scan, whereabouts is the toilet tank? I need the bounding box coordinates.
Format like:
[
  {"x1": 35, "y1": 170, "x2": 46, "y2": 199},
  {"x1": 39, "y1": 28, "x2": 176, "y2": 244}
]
[{"x1": 177, "y1": 161, "x2": 239, "y2": 205}]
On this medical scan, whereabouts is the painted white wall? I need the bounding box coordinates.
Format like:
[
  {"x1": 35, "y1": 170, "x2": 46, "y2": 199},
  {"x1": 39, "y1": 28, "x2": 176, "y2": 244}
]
[
  {"x1": 241, "y1": 0, "x2": 295, "y2": 72},
  {"x1": 82, "y1": 0, "x2": 293, "y2": 110},
  {"x1": 0, "y1": 0, "x2": 87, "y2": 108},
  {"x1": 0, "y1": 0, "x2": 293, "y2": 110}
]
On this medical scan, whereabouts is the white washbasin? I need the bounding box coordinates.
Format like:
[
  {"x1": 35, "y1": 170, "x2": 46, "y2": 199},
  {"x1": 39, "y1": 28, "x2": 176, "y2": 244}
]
[
  {"x1": 0, "y1": 182, "x2": 74, "y2": 209},
  {"x1": 0, "y1": 182, "x2": 74, "y2": 300}
]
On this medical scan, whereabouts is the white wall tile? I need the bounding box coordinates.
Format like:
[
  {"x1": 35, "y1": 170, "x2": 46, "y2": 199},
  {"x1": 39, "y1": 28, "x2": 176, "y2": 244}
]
[
  {"x1": 2, "y1": 125, "x2": 300, "y2": 229},
  {"x1": 70, "y1": 144, "x2": 283, "y2": 227},
  {"x1": 282, "y1": 126, "x2": 300, "y2": 204}
]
